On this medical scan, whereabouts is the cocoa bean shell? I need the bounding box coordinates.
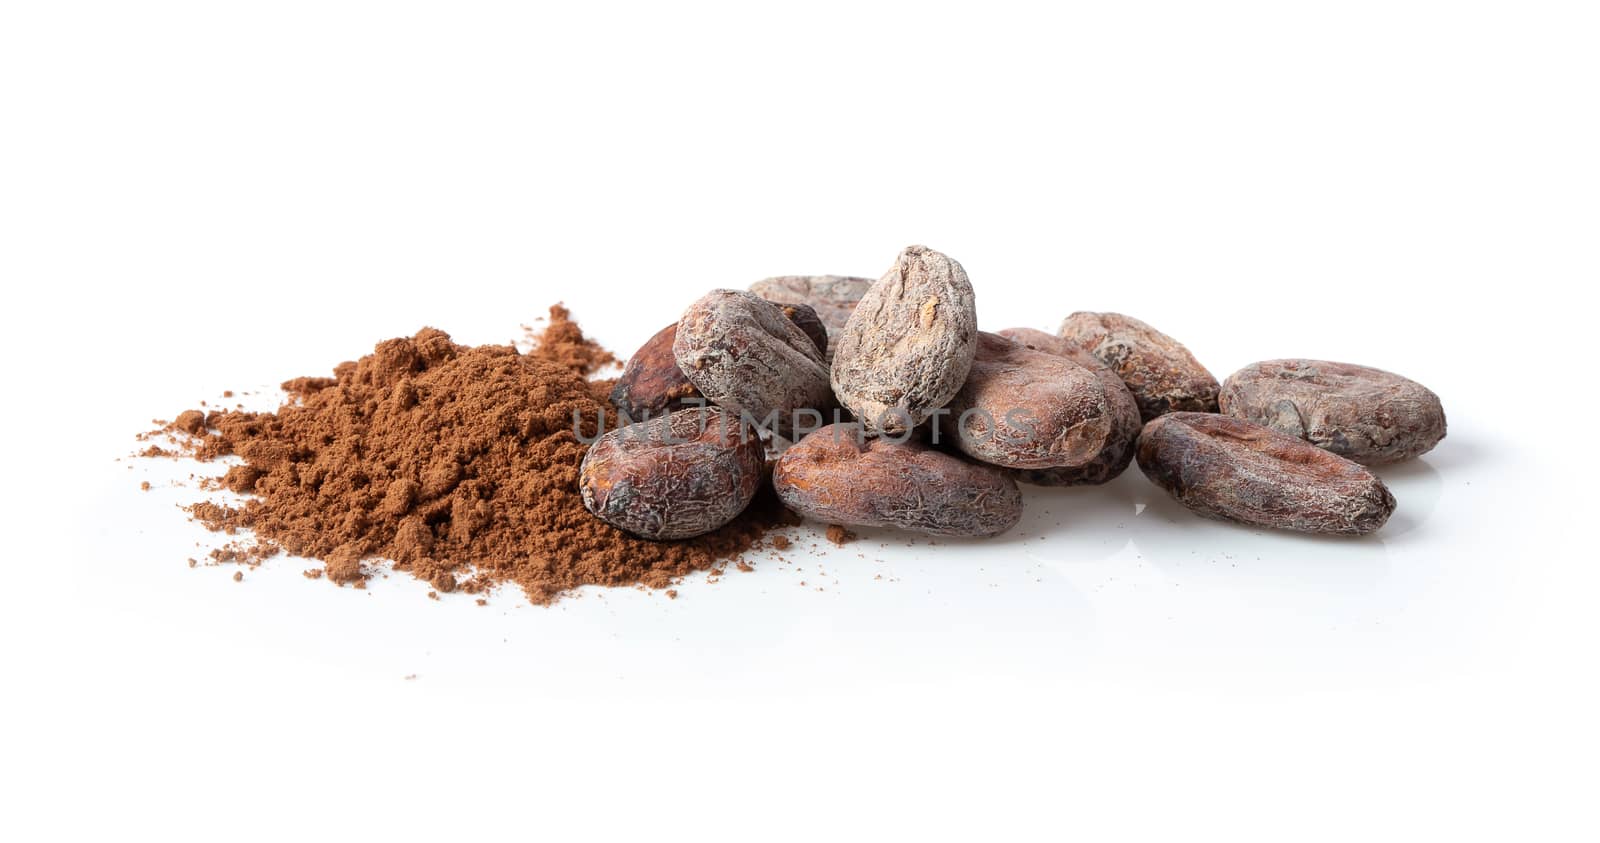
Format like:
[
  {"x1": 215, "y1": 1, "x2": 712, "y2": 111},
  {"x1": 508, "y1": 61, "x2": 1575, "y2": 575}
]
[
  {"x1": 673, "y1": 289, "x2": 834, "y2": 438},
  {"x1": 1058, "y1": 312, "x2": 1219, "y2": 422},
  {"x1": 749, "y1": 275, "x2": 871, "y2": 347},
  {"x1": 831, "y1": 245, "x2": 978, "y2": 434},
  {"x1": 772, "y1": 422, "x2": 1022, "y2": 538},
  {"x1": 609, "y1": 323, "x2": 704, "y2": 419},
  {"x1": 1219, "y1": 359, "x2": 1446, "y2": 465},
  {"x1": 996, "y1": 328, "x2": 1142, "y2": 485},
  {"x1": 579, "y1": 407, "x2": 765, "y2": 540},
  {"x1": 1136, "y1": 412, "x2": 1396, "y2": 535},
  {"x1": 942, "y1": 332, "x2": 1132, "y2": 471}
]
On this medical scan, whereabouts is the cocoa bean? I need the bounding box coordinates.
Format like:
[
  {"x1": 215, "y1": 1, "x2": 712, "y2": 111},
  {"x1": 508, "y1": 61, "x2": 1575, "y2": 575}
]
[
  {"x1": 995, "y1": 327, "x2": 1142, "y2": 486},
  {"x1": 776, "y1": 302, "x2": 828, "y2": 358},
  {"x1": 749, "y1": 275, "x2": 871, "y2": 346},
  {"x1": 673, "y1": 289, "x2": 833, "y2": 437},
  {"x1": 1057, "y1": 312, "x2": 1219, "y2": 422},
  {"x1": 772, "y1": 423, "x2": 1022, "y2": 538},
  {"x1": 1136, "y1": 412, "x2": 1396, "y2": 535},
  {"x1": 942, "y1": 333, "x2": 1137, "y2": 475},
  {"x1": 831, "y1": 245, "x2": 978, "y2": 433},
  {"x1": 579, "y1": 407, "x2": 765, "y2": 540},
  {"x1": 608, "y1": 323, "x2": 703, "y2": 419},
  {"x1": 1219, "y1": 359, "x2": 1446, "y2": 465}
]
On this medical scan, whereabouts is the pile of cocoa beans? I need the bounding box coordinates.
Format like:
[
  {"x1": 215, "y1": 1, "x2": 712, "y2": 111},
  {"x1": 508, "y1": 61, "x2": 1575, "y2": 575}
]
[{"x1": 580, "y1": 245, "x2": 1446, "y2": 541}]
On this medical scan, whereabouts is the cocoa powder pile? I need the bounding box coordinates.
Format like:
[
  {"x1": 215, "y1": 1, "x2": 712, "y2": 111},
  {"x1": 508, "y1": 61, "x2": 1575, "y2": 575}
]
[{"x1": 147, "y1": 306, "x2": 795, "y2": 604}]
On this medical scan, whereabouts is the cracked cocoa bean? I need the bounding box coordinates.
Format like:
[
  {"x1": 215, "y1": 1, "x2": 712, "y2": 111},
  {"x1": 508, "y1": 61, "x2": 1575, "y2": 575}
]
[
  {"x1": 1057, "y1": 312, "x2": 1219, "y2": 422},
  {"x1": 1219, "y1": 359, "x2": 1446, "y2": 465},
  {"x1": 772, "y1": 423, "x2": 1023, "y2": 538},
  {"x1": 673, "y1": 289, "x2": 833, "y2": 437},
  {"x1": 1136, "y1": 412, "x2": 1396, "y2": 535},
  {"x1": 942, "y1": 332, "x2": 1138, "y2": 477},
  {"x1": 608, "y1": 323, "x2": 703, "y2": 419},
  {"x1": 995, "y1": 328, "x2": 1142, "y2": 485},
  {"x1": 579, "y1": 407, "x2": 764, "y2": 540},
  {"x1": 749, "y1": 275, "x2": 871, "y2": 349},
  {"x1": 831, "y1": 245, "x2": 978, "y2": 434}
]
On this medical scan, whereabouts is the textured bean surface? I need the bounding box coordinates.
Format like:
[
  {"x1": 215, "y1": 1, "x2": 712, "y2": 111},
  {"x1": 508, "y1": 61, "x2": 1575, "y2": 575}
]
[
  {"x1": 776, "y1": 302, "x2": 828, "y2": 358},
  {"x1": 749, "y1": 275, "x2": 871, "y2": 345},
  {"x1": 997, "y1": 327, "x2": 1142, "y2": 485},
  {"x1": 580, "y1": 408, "x2": 764, "y2": 540},
  {"x1": 674, "y1": 289, "x2": 833, "y2": 437},
  {"x1": 1136, "y1": 413, "x2": 1395, "y2": 535},
  {"x1": 609, "y1": 322, "x2": 703, "y2": 419},
  {"x1": 772, "y1": 423, "x2": 1022, "y2": 537},
  {"x1": 1220, "y1": 359, "x2": 1446, "y2": 465},
  {"x1": 1058, "y1": 311, "x2": 1219, "y2": 422},
  {"x1": 831, "y1": 245, "x2": 978, "y2": 433},
  {"x1": 943, "y1": 332, "x2": 1134, "y2": 471}
]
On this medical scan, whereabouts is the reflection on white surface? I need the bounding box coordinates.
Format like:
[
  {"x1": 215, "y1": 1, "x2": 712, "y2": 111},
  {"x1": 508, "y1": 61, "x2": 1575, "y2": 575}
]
[{"x1": 83, "y1": 428, "x2": 1509, "y2": 699}]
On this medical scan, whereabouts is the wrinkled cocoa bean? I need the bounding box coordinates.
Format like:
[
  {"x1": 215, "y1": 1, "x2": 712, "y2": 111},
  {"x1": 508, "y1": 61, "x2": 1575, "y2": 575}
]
[
  {"x1": 1219, "y1": 359, "x2": 1446, "y2": 465},
  {"x1": 776, "y1": 302, "x2": 828, "y2": 358},
  {"x1": 1057, "y1": 312, "x2": 1219, "y2": 422},
  {"x1": 579, "y1": 407, "x2": 764, "y2": 540},
  {"x1": 831, "y1": 245, "x2": 978, "y2": 433},
  {"x1": 772, "y1": 423, "x2": 1022, "y2": 538},
  {"x1": 996, "y1": 328, "x2": 1142, "y2": 486},
  {"x1": 609, "y1": 323, "x2": 703, "y2": 419},
  {"x1": 942, "y1": 333, "x2": 1137, "y2": 476},
  {"x1": 674, "y1": 289, "x2": 834, "y2": 437},
  {"x1": 1136, "y1": 412, "x2": 1395, "y2": 535},
  {"x1": 749, "y1": 275, "x2": 871, "y2": 346}
]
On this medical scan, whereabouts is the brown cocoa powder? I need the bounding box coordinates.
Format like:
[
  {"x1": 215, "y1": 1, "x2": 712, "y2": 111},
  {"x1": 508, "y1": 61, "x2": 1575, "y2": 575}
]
[{"x1": 144, "y1": 305, "x2": 796, "y2": 604}]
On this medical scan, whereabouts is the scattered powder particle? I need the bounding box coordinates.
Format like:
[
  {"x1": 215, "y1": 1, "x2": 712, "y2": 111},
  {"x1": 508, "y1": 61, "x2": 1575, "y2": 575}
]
[
  {"x1": 232, "y1": 571, "x2": 243, "y2": 582},
  {"x1": 140, "y1": 481, "x2": 151, "y2": 491},
  {"x1": 666, "y1": 589, "x2": 678, "y2": 600},
  {"x1": 223, "y1": 390, "x2": 234, "y2": 398},
  {"x1": 825, "y1": 524, "x2": 857, "y2": 546},
  {"x1": 771, "y1": 535, "x2": 792, "y2": 551},
  {"x1": 736, "y1": 560, "x2": 754, "y2": 573},
  {"x1": 142, "y1": 306, "x2": 796, "y2": 604},
  {"x1": 302, "y1": 569, "x2": 324, "y2": 580},
  {"x1": 475, "y1": 598, "x2": 488, "y2": 606}
]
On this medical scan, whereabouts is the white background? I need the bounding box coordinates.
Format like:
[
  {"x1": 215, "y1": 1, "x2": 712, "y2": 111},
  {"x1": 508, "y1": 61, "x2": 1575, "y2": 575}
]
[{"x1": 2, "y1": 2, "x2": 1596, "y2": 841}]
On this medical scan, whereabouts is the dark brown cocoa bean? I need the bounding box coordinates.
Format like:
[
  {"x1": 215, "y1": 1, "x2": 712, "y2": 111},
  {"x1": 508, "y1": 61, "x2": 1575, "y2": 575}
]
[
  {"x1": 609, "y1": 323, "x2": 703, "y2": 419},
  {"x1": 749, "y1": 275, "x2": 871, "y2": 345},
  {"x1": 772, "y1": 423, "x2": 1022, "y2": 538},
  {"x1": 775, "y1": 302, "x2": 828, "y2": 358},
  {"x1": 942, "y1": 333, "x2": 1137, "y2": 475},
  {"x1": 674, "y1": 289, "x2": 833, "y2": 437},
  {"x1": 1136, "y1": 412, "x2": 1396, "y2": 535},
  {"x1": 831, "y1": 245, "x2": 978, "y2": 434},
  {"x1": 1219, "y1": 359, "x2": 1446, "y2": 465},
  {"x1": 996, "y1": 327, "x2": 1142, "y2": 486},
  {"x1": 1057, "y1": 312, "x2": 1219, "y2": 422},
  {"x1": 579, "y1": 407, "x2": 764, "y2": 540}
]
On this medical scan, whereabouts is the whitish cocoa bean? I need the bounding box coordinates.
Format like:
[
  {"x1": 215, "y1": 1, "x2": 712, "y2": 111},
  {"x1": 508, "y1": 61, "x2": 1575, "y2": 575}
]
[
  {"x1": 1058, "y1": 312, "x2": 1219, "y2": 422},
  {"x1": 579, "y1": 407, "x2": 764, "y2": 540},
  {"x1": 996, "y1": 327, "x2": 1142, "y2": 485},
  {"x1": 831, "y1": 245, "x2": 978, "y2": 433},
  {"x1": 941, "y1": 333, "x2": 1134, "y2": 473},
  {"x1": 1219, "y1": 359, "x2": 1446, "y2": 465},
  {"x1": 749, "y1": 275, "x2": 871, "y2": 346},
  {"x1": 609, "y1": 323, "x2": 703, "y2": 419},
  {"x1": 674, "y1": 289, "x2": 833, "y2": 437},
  {"x1": 1136, "y1": 412, "x2": 1395, "y2": 535},
  {"x1": 772, "y1": 423, "x2": 1022, "y2": 537}
]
